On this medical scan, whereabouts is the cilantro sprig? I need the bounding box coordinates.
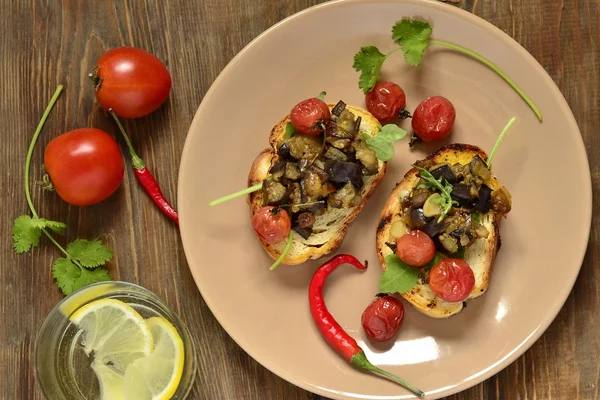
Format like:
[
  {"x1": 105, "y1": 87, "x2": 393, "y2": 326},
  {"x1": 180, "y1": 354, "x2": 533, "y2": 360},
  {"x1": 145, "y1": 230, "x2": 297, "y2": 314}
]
[
  {"x1": 414, "y1": 166, "x2": 458, "y2": 223},
  {"x1": 12, "y1": 85, "x2": 113, "y2": 295},
  {"x1": 353, "y1": 18, "x2": 542, "y2": 121}
]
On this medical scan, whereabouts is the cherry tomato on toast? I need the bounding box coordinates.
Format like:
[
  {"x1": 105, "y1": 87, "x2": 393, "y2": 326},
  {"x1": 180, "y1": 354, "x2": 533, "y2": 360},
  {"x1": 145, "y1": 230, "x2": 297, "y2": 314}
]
[
  {"x1": 428, "y1": 258, "x2": 475, "y2": 303},
  {"x1": 251, "y1": 206, "x2": 291, "y2": 244},
  {"x1": 361, "y1": 295, "x2": 405, "y2": 342},
  {"x1": 395, "y1": 230, "x2": 436, "y2": 267},
  {"x1": 90, "y1": 47, "x2": 172, "y2": 118},
  {"x1": 290, "y1": 98, "x2": 331, "y2": 135},
  {"x1": 44, "y1": 128, "x2": 124, "y2": 206},
  {"x1": 412, "y1": 96, "x2": 456, "y2": 142},
  {"x1": 365, "y1": 81, "x2": 406, "y2": 123}
]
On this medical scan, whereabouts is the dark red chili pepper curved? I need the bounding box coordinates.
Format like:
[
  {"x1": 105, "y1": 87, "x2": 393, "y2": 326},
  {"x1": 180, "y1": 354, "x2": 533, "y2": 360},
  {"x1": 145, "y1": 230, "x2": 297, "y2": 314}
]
[{"x1": 308, "y1": 254, "x2": 424, "y2": 398}]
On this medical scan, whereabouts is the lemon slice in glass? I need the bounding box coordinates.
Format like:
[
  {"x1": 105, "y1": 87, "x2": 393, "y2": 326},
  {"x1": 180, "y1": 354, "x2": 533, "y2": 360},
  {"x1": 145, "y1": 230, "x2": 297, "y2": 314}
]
[
  {"x1": 69, "y1": 298, "x2": 154, "y2": 375},
  {"x1": 123, "y1": 317, "x2": 185, "y2": 400}
]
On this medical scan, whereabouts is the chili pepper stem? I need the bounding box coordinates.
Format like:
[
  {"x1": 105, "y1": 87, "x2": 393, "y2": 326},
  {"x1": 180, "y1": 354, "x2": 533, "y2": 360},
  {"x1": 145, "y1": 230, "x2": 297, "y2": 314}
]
[
  {"x1": 351, "y1": 351, "x2": 425, "y2": 398},
  {"x1": 108, "y1": 109, "x2": 146, "y2": 170}
]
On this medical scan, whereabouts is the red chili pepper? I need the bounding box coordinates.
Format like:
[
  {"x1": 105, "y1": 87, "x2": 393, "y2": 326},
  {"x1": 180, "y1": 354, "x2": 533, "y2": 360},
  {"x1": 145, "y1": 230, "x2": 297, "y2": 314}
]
[
  {"x1": 109, "y1": 110, "x2": 179, "y2": 227},
  {"x1": 309, "y1": 254, "x2": 424, "y2": 398}
]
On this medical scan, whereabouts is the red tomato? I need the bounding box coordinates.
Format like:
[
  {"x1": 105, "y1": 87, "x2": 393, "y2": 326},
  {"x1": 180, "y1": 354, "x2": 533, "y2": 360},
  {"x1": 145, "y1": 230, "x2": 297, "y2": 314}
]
[
  {"x1": 395, "y1": 230, "x2": 436, "y2": 267},
  {"x1": 428, "y1": 258, "x2": 475, "y2": 303},
  {"x1": 412, "y1": 96, "x2": 456, "y2": 142},
  {"x1": 365, "y1": 81, "x2": 406, "y2": 123},
  {"x1": 91, "y1": 47, "x2": 172, "y2": 118},
  {"x1": 251, "y1": 206, "x2": 291, "y2": 244},
  {"x1": 290, "y1": 98, "x2": 331, "y2": 135},
  {"x1": 361, "y1": 295, "x2": 405, "y2": 342},
  {"x1": 44, "y1": 128, "x2": 124, "y2": 206}
]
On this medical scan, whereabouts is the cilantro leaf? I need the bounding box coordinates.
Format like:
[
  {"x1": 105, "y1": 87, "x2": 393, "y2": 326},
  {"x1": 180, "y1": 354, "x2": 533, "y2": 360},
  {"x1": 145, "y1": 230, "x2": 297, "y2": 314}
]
[
  {"x1": 285, "y1": 122, "x2": 295, "y2": 139},
  {"x1": 316, "y1": 91, "x2": 326, "y2": 101},
  {"x1": 67, "y1": 239, "x2": 113, "y2": 268},
  {"x1": 353, "y1": 46, "x2": 387, "y2": 93},
  {"x1": 52, "y1": 257, "x2": 111, "y2": 295},
  {"x1": 392, "y1": 19, "x2": 433, "y2": 66},
  {"x1": 12, "y1": 216, "x2": 66, "y2": 253},
  {"x1": 379, "y1": 254, "x2": 419, "y2": 294},
  {"x1": 364, "y1": 124, "x2": 407, "y2": 161},
  {"x1": 414, "y1": 166, "x2": 458, "y2": 222}
]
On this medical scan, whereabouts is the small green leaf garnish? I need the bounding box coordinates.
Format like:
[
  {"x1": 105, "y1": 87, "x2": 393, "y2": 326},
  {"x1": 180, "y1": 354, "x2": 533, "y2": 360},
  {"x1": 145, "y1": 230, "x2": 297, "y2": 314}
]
[
  {"x1": 391, "y1": 19, "x2": 433, "y2": 66},
  {"x1": 364, "y1": 124, "x2": 407, "y2": 161},
  {"x1": 285, "y1": 122, "x2": 296, "y2": 139},
  {"x1": 353, "y1": 46, "x2": 388, "y2": 94},
  {"x1": 67, "y1": 239, "x2": 114, "y2": 269},
  {"x1": 487, "y1": 116, "x2": 517, "y2": 167},
  {"x1": 414, "y1": 166, "x2": 458, "y2": 222},
  {"x1": 379, "y1": 254, "x2": 419, "y2": 294},
  {"x1": 269, "y1": 230, "x2": 294, "y2": 270},
  {"x1": 316, "y1": 91, "x2": 327, "y2": 101}
]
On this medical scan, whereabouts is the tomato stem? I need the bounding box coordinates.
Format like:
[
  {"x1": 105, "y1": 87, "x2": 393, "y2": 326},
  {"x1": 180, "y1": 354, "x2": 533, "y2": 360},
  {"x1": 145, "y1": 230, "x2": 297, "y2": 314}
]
[
  {"x1": 88, "y1": 66, "x2": 103, "y2": 91},
  {"x1": 429, "y1": 40, "x2": 543, "y2": 121},
  {"x1": 269, "y1": 230, "x2": 294, "y2": 270},
  {"x1": 108, "y1": 109, "x2": 146, "y2": 170},
  {"x1": 487, "y1": 116, "x2": 517, "y2": 167}
]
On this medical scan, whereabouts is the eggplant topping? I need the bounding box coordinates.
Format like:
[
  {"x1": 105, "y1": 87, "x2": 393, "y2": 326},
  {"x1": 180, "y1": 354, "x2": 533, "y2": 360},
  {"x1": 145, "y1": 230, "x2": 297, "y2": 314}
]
[
  {"x1": 451, "y1": 184, "x2": 473, "y2": 208},
  {"x1": 411, "y1": 188, "x2": 431, "y2": 208},
  {"x1": 331, "y1": 100, "x2": 346, "y2": 116},
  {"x1": 490, "y1": 186, "x2": 512, "y2": 214},
  {"x1": 325, "y1": 160, "x2": 363, "y2": 188},
  {"x1": 328, "y1": 182, "x2": 357, "y2": 208},
  {"x1": 473, "y1": 184, "x2": 492, "y2": 213},
  {"x1": 324, "y1": 147, "x2": 348, "y2": 161},
  {"x1": 327, "y1": 120, "x2": 354, "y2": 140},
  {"x1": 284, "y1": 162, "x2": 302, "y2": 180},
  {"x1": 430, "y1": 164, "x2": 457, "y2": 183},
  {"x1": 277, "y1": 142, "x2": 295, "y2": 160},
  {"x1": 439, "y1": 233, "x2": 459, "y2": 254},
  {"x1": 423, "y1": 219, "x2": 446, "y2": 238},
  {"x1": 410, "y1": 208, "x2": 429, "y2": 230},
  {"x1": 293, "y1": 225, "x2": 313, "y2": 240},
  {"x1": 470, "y1": 155, "x2": 492, "y2": 181},
  {"x1": 263, "y1": 180, "x2": 289, "y2": 205}
]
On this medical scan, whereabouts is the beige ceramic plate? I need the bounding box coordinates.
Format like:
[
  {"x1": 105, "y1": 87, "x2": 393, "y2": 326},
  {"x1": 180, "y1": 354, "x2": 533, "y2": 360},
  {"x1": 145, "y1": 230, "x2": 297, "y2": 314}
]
[{"x1": 178, "y1": 0, "x2": 592, "y2": 398}]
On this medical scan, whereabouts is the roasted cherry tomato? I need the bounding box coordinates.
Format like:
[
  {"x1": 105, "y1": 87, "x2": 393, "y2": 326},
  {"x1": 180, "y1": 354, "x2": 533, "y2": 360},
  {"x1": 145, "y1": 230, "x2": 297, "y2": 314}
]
[
  {"x1": 412, "y1": 96, "x2": 456, "y2": 142},
  {"x1": 290, "y1": 98, "x2": 331, "y2": 135},
  {"x1": 361, "y1": 295, "x2": 405, "y2": 342},
  {"x1": 428, "y1": 258, "x2": 475, "y2": 303},
  {"x1": 251, "y1": 206, "x2": 291, "y2": 244},
  {"x1": 365, "y1": 81, "x2": 406, "y2": 123},
  {"x1": 44, "y1": 128, "x2": 124, "y2": 206},
  {"x1": 395, "y1": 230, "x2": 436, "y2": 267},
  {"x1": 89, "y1": 47, "x2": 172, "y2": 118}
]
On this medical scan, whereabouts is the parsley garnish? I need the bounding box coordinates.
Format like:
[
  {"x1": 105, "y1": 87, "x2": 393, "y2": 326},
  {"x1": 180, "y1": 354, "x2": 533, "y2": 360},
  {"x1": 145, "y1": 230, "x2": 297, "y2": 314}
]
[
  {"x1": 12, "y1": 85, "x2": 113, "y2": 295},
  {"x1": 414, "y1": 166, "x2": 458, "y2": 223},
  {"x1": 353, "y1": 18, "x2": 542, "y2": 120},
  {"x1": 364, "y1": 124, "x2": 407, "y2": 161}
]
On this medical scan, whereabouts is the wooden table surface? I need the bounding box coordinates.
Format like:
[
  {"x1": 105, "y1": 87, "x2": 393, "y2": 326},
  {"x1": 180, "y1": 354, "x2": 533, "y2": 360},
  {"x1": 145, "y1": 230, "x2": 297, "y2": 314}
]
[{"x1": 1, "y1": 0, "x2": 598, "y2": 399}]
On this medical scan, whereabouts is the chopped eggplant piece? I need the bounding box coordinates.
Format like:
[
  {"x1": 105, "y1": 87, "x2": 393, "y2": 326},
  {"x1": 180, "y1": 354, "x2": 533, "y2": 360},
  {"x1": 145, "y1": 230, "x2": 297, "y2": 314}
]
[
  {"x1": 354, "y1": 116, "x2": 362, "y2": 132},
  {"x1": 298, "y1": 158, "x2": 310, "y2": 172},
  {"x1": 439, "y1": 233, "x2": 459, "y2": 254},
  {"x1": 310, "y1": 201, "x2": 327, "y2": 215},
  {"x1": 331, "y1": 100, "x2": 346, "y2": 116},
  {"x1": 269, "y1": 161, "x2": 286, "y2": 174},
  {"x1": 285, "y1": 136, "x2": 306, "y2": 159},
  {"x1": 328, "y1": 182, "x2": 357, "y2": 208},
  {"x1": 324, "y1": 147, "x2": 348, "y2": 161},
  {"x1": 284, "y1": 162, "x2": 302, "y2": 180},
  {"x1": 328, "y1": 138, "x2": 351, "y2": 150},
  {"x1": 263, "y1": 180, "x2": 288, "y2": 205},
  {"x1": 473, "y1": 184, "x2": 492, "y2": 213},
  {"x1": 451, "y1": 184, "x2": 473, "y2": 208},
  {"x1": 423, "y1": 219, "x2": 446, "y2": 238},
  {"x1": 288, "y1": 182, "x2": 302, "y2": 212},
  {"x1": 470, "y1": 155, "x2": 492, "y2": 180},
  {"x1": 411, "y1": 188, "x2": 431, "y2": 208},
  {"x1": 302, "y1": 170, "x2": 323, "y2": 197},
  {"x1": 410, "y1": 208, "x2": 429, "y2": 230},
  {"x1": 293, "y1": 225, "x2": 313, "y2": 240},
  {"x1": 490, "y1": 186, "x2": 512, "y2": 214},
  {"x1": 325, "y1": 160, "x2": 363, "y2": 188},
  {"x1": 277, "y1": 142, "x2": 295, "y2": 160},
  {"x1": 297, "y1": 211, "x2": 316, "y2": 228},
  {"x1": 353, "y1": 140, "x2": 378, "y2": 173},
  {"x1": 430, "y1": 164, "x2": 457, "y2": 183},
  {"x1": 326, "y1": 120, "x2": 354, "y2": 139}
]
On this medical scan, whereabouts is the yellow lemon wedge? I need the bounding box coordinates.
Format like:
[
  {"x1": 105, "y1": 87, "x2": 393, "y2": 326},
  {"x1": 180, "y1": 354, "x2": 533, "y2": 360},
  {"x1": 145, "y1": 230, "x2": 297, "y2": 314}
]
[{"x1": 123, "y1": 317, "x2": 185, "y2": 400}]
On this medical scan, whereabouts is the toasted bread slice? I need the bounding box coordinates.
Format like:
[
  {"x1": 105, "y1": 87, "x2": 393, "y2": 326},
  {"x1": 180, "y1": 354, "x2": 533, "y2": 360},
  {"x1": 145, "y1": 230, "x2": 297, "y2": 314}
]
[
  {"x1": 376, "y1": 144, "x2": 504, "y2": 318},
  {"x1": 248, "y1": 105, "x2": 386, "y2": 265}
]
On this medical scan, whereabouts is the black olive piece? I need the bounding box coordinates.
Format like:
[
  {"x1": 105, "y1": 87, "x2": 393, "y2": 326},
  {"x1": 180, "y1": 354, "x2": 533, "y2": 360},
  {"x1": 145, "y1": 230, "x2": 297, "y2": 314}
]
[
  {"x1": 473, "y1": 184, "x2": 492, "y2": 213},
  {"x1": 277, "y1": 143, "x2": 295, "y2": 160},
  {"x1": 325, "y1": 160, "x2": 363, "y2": 185},
  {"x1": 293, "y1": 225, "x2": 313, "y2": 240},
  {"x1": 268, "y1": 161, "x2": 286, "y2": 174},
  {"x1": 410, "y1": 208, "x2": 429, "y2": 230},
  {"x1": 451, "y1": 184, "x2": 473, "y2": 208},
  {"x1": 331, "y1": 100, "x2": 346, "y2": 116},
  {"x1": 431, "y1": 164, "x2": 457, "y2": 184},
  {"x1": 423, "y1": 219, "x2": 446, "y2": 238}
]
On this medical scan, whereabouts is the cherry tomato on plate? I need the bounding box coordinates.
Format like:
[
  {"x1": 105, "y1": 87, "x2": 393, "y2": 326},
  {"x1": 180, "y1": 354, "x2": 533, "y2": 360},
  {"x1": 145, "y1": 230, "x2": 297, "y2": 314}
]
[
  {"x1": 89, "y1": 47, "x2": 172, "y2": 118},
  {"x1": 361, "y1": 295, "x2": 405, "y2": 342},
  {"x1": 251, "y1": 206, "x2": 291, "y2": 244},
  {"x1": 365, "y1": 81, "x2": 406, "y2": 123},
  {"x1": 412, "y1": 96, "x2": 456, "y2": 142},
  {"x1": 395, "y1": 230, "x2": 436, "y2": 267},
  {"x1": 428, "y1": 258, "x2": 475, "y2": 303},
  {"x1": 44, "y1": 128, "x2": 124, "y2": 206},
  {"x1": 290, "y1": 98, "x2": 331, "y2": 135}
]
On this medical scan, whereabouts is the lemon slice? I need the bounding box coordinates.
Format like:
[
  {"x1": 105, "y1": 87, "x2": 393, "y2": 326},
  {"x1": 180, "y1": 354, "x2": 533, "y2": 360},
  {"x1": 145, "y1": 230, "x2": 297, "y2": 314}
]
[
  {"x1": 92, "y1": 362, "x2": 125, "y2": 400},
  {"x1": 123, "y1": 317, "x2": 185, "y2": 400},
  {"x1": 70, "y1": 298, "x2": 154, "y2": 375}
]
